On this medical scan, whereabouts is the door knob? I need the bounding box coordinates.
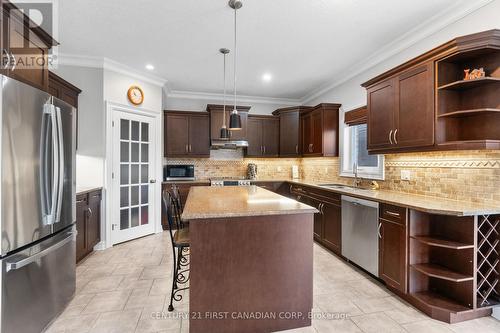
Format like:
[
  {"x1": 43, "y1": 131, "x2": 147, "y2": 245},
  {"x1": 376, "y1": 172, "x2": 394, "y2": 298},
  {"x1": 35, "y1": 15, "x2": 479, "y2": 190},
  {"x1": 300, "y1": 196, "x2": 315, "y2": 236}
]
[{"x1": 149, "y1": 179, "x2": 156, "y2": 183}]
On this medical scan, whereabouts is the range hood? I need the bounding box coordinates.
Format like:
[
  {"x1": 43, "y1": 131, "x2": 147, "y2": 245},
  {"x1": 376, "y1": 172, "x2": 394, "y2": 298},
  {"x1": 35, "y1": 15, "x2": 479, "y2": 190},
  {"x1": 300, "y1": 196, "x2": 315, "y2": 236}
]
[{"x1": 211, "y1": 139, "x2": 248, "y2": 149}]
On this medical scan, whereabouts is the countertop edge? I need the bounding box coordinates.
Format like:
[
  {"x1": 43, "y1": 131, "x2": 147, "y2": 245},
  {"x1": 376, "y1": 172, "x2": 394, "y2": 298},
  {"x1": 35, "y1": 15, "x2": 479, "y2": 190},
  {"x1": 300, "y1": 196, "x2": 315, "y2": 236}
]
[
  {"x1": 182, "y1": 208, "x2": 318, "y2": 221},
  {"x1": 76, "y1": 187, "x2": 103, "y2": 196}
]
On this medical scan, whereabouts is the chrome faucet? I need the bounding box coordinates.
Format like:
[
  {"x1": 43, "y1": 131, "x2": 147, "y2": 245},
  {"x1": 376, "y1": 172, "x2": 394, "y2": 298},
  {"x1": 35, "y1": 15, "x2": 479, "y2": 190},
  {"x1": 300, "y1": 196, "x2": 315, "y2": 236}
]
[{"x1": 353, "y1": 163, "x2": 363, "y2": 188}]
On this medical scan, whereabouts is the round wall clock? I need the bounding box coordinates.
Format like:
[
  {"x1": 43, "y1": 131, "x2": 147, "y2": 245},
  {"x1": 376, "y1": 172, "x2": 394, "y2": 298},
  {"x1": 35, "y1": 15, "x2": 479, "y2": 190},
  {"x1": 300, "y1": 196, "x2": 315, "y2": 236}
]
[{"x1": 127, "y1": 86, "x2": 144, "y2": 105}]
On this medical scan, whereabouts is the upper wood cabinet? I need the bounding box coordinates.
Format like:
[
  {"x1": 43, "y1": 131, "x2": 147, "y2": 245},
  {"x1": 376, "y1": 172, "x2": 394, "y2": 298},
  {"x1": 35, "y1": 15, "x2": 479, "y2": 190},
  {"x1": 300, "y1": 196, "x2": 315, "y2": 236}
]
[
  {"x1": 164, "y1": 111, "x2": 210, "y2": 157},
  {"x1": 273, "y1": 106, "x2": 311, "y2": 157},
  {"x1": 1, "y1": 2, "x2": 57, "y2": 91},
  {"x1": 206, "y1": 104, "x2": 251, "y2": 141},
  {"x1": 366, "y1": 63, "x2": 435, "y2": 153},
  {"x1": 301, "y1": 103, "x2": 341, "y2": 157},
  {"x1": 246, "y1": 115, "x2": 279, "y2": 157},
  {"x1": 363, "y1": 29, "x2": 500, "y2": 153}
]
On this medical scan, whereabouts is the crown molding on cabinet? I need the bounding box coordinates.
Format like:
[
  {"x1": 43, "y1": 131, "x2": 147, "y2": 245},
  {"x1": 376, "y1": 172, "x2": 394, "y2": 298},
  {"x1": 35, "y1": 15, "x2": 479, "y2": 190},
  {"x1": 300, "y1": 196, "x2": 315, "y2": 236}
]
[
  {"x1": 300, "y1": 0, "x2": 495, "y2": 104},
  {"x1": 56, "y1": 53, "x2": 168, "y2": 87},
  {"x1": 167, "y1": 90, "x2": 301, "y2": 106}
]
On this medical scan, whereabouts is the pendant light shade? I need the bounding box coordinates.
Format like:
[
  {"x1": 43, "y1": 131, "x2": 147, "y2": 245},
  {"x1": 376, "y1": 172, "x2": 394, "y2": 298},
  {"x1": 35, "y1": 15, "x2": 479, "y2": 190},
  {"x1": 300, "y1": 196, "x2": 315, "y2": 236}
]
[
  {"x1": 228, "y1": 0, "x2": 242, "y2": 130},
  {"x1": 219, "y1": 48, "x2": 230, "y2": 139}
]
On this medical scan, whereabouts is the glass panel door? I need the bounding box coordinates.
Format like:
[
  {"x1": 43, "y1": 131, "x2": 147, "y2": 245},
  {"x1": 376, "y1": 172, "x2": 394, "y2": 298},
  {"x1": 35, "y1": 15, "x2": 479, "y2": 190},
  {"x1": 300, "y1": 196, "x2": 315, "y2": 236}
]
[{"x1": 112, "y1": 111, "x2": 156, "y2": 244}]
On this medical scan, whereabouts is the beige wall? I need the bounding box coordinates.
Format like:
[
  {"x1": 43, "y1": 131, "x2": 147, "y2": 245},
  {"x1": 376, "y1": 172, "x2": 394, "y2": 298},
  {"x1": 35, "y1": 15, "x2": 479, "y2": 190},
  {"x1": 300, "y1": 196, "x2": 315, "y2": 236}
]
[{"x1": 167, "y1": 150, "x2": 500, "y2": 205}]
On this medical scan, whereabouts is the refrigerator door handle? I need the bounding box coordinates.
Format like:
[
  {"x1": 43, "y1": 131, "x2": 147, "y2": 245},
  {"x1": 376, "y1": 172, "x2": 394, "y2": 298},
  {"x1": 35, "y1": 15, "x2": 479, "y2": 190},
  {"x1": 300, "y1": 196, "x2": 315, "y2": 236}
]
[
  {"x1": 39, "y1": 109, "x2": 51, "y2": 225},
  {"x1": 54, "y1": 106, "x2": 64, "y2": 223},
  {"x1": 42, "y1": 104, "x2": 59, "y2": 225},
  {"x1": 5, "y1": 231, "x2": 74, "y2": 272}
]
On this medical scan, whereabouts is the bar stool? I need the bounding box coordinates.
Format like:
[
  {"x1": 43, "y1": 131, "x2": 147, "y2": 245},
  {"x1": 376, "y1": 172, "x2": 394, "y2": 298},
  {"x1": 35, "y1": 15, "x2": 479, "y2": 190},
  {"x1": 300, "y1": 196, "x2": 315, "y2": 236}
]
[{"x1": 162, "y1": 189, "x2": 190, "y2": 311}]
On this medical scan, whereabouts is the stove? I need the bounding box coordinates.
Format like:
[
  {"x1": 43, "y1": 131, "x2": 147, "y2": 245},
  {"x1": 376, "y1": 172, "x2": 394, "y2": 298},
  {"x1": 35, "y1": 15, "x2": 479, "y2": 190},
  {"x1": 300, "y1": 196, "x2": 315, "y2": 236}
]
[{"x1": 210, "y1": 178, "x2": 252, "y2": 186}]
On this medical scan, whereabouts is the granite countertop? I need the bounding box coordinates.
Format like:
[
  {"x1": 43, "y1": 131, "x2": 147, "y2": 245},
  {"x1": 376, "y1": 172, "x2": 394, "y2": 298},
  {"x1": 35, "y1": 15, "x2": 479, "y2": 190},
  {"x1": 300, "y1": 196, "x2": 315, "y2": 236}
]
[
  {"x1": 181, "y1": 185, "x2": 318, "y2": 220},
  {"x1": 286, "y1": 180, "x2": 500, "y2": 217},
  {"x1": 76, "y1": 186, "x2": 102, "y2": 195}
]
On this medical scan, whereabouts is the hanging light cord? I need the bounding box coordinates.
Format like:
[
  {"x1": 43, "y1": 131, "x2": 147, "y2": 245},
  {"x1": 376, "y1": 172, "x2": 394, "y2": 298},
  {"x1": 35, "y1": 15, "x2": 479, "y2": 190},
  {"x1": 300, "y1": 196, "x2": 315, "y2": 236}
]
[
  {"x1": 233, "y1": 5, "x2": 237, "y2": 112},
  {"x1": 223, "y1": 52, "x2": 227, "y2": 126}
]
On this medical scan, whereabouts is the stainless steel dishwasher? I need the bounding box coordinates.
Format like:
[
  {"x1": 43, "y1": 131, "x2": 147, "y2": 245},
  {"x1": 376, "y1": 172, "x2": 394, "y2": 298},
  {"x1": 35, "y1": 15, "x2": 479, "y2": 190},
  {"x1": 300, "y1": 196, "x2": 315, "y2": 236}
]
[{"x1": 341, "y1": 195, "x2": 380, "y2": 276}]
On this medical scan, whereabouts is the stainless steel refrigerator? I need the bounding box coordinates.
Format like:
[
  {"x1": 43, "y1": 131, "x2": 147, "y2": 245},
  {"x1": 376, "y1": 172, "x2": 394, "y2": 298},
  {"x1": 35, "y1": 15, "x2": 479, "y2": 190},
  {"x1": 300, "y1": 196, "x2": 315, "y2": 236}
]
[{"x1": 0, "y1": 75, "x2": 76, "y2": 333}]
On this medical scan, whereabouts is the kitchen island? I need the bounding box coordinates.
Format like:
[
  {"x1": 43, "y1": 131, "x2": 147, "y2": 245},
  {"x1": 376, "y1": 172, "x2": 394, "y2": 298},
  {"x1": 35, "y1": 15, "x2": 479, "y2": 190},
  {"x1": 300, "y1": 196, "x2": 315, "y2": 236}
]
[{"x1": 182, "y1": 186, "x2": 318, "y2": 333}]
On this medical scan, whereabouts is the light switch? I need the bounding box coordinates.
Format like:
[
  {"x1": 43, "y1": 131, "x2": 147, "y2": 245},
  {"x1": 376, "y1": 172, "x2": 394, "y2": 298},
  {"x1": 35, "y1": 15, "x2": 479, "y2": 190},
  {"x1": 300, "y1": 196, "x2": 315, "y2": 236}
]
[{"x1": 401, "y1": 170, "x2": 411, "y2": 181}]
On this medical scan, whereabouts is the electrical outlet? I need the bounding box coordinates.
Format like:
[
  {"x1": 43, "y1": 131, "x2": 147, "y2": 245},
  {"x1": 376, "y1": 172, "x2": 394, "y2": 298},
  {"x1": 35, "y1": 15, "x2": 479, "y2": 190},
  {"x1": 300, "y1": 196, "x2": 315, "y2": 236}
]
[{"x1": 401, "y1": 170, "x2": 411, "y2": 181}]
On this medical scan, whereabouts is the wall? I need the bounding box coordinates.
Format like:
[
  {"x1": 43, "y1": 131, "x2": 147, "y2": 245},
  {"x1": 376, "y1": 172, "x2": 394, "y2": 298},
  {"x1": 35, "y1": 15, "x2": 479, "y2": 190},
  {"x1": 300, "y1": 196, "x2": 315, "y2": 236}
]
[{"x1": 53, "y1": 65, "x2": 105, "y2": 188}]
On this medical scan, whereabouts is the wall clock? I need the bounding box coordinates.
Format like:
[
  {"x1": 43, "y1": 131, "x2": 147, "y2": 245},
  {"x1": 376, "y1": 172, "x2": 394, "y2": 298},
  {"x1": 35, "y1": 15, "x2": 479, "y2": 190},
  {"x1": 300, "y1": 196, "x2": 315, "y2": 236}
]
[{"x1": 127, "y1": 86, "x2": 144, "y2": 105}]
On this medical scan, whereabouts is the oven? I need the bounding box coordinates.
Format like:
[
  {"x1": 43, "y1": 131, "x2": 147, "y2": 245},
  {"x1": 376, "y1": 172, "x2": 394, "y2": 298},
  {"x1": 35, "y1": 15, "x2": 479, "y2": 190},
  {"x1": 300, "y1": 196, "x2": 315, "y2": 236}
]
[
  {"x1": 164, "y1": 165, "x2": 195, "y2": 181},
  {"x1": 210, "y1": 178, "x2": 252, "y2": 186}
]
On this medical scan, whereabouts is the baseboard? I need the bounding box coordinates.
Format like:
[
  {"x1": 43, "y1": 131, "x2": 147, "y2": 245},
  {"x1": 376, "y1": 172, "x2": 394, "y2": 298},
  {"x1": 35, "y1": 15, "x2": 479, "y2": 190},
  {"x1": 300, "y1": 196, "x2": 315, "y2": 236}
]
[
  {"x1": 493, "y1": 307, "x2": 500, "y2": 320},
  {"x1": 93, "y1": 241, "x2": 106, "y2": 251}
]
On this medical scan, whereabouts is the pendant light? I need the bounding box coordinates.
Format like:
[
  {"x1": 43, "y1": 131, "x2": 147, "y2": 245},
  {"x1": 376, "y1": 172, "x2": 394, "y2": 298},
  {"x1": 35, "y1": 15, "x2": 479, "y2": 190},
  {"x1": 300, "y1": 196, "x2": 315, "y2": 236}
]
[
  {"x1": 219, "y1": 48, "x2": 230, "y2": 139},
  {"x1": 229, "y1": 0, "x2": 242, "y2": 130}
]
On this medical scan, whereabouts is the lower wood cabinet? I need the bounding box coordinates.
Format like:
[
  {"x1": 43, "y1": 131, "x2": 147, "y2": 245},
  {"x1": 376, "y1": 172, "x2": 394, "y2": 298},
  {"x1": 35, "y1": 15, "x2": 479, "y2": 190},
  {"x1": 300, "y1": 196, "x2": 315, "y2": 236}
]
[
  {"x1": 76, "y1": 189, "x2": 102, "y2": 263},
  {"x1": 162, "y1": 182, "x2": 210, "y2": 229},
  {"x1": 379, "y1": 204, "x2": 408, "y2": 293}
]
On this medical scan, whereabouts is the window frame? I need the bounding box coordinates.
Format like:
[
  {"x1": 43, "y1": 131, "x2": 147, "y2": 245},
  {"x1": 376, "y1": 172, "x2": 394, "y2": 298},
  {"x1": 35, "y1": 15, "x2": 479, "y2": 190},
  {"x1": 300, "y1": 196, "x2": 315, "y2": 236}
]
[{"x1": 339, "y1": 108, "x2": 385, "y2": 180}]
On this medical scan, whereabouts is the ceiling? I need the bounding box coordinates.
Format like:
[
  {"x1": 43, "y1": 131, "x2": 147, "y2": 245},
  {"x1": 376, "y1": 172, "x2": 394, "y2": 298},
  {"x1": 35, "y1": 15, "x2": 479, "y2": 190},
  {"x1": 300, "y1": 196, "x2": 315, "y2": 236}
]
[{"x1": 55, "y1": 0, "x2": 478, "y2": 100}]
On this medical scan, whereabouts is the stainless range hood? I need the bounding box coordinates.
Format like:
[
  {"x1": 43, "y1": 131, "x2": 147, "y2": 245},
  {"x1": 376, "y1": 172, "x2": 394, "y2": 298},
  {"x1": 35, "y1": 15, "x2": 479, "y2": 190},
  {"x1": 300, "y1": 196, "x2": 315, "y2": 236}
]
[{"x1": 211, "y1": 139, "x2": 248, "y2": 149}]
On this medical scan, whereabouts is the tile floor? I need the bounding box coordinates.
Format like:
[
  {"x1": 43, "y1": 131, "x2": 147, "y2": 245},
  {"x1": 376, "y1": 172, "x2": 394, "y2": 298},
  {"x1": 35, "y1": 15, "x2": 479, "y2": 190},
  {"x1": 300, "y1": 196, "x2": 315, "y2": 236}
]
[{"x1": 46, "y1": 232, "x2": 500, "y2": 333}]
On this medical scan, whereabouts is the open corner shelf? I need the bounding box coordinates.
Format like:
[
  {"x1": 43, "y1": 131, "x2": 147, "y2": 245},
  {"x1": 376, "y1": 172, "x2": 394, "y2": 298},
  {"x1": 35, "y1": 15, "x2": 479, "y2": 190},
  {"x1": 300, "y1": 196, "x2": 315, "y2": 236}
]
[
  {"x1": 411, "y1": 235, "x2": 474, "y2": 250},
  {"x1": 437, "y1": 77, "x2": 500, "y2": 90},
  {"x1": 410, "y1": 291, "x2": 471, "y2": 313},
  {"x1": 411, "y1": 263, "x2": 474, "y2": 283},
  {"x1": 437, "y1": 108, "x2": 500, "y2": 119}
]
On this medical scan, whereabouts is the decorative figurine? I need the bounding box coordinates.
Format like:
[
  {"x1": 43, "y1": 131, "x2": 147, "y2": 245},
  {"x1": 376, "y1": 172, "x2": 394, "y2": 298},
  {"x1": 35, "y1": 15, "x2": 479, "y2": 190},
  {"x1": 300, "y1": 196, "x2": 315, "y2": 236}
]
[{"x1": 464, "y1": 67, "x2": 485, "y2": 80}]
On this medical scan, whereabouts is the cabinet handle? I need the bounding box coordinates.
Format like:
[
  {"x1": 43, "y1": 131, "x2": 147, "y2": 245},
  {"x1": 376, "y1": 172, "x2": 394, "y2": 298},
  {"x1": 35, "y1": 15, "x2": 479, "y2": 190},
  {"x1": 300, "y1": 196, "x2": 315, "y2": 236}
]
[
  {"x1": 378, "y1": 222, "x2": 382, "y2": 239},
  {"x1": 393, "y1": 129, "x2": 398, "y2": 145},
  {"x1": 389, "y1": 130, "x2": 393, "y2": 145},
  {"x1": 295, "y1": 145, "x2": 298, "y2": 154},
  {"x1": 297, "y1": 195, "x2": 302, "y2": 201},
  {"x1": 189, "y1": 144, "x2": 192, "y2": 152},
  {"x1": 185, "y1": 144, "x2": 189, "y2": 152},
  {"x1": 263, "y1": 146, "x2": 266, "y2": 155},
  {"x1": 87, "y1": 207, "x2": 93, "y2": 218},
  {"x1": 319, "y1": 203, "x2": 324, "y2": 215},
  {"x1": 385, "y1": 210, "x2": 400, "y2": 218},
  {"x1": 10, "y1": 52, "x2": 16, "y2": 71}
]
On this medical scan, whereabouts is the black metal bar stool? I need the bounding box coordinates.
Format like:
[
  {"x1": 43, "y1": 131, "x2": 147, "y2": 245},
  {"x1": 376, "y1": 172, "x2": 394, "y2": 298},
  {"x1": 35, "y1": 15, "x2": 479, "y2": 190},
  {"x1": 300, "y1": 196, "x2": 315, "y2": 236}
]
[{"x1": 162, "y1": 189, "x2": 190, "y2": 311}]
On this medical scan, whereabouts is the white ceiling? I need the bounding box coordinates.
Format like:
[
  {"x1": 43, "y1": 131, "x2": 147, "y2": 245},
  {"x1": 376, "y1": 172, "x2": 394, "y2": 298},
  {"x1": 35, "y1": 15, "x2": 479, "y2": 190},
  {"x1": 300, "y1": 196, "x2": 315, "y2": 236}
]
[{"x1": 55, "y1": 0, "x2": 479, "y2": 100}]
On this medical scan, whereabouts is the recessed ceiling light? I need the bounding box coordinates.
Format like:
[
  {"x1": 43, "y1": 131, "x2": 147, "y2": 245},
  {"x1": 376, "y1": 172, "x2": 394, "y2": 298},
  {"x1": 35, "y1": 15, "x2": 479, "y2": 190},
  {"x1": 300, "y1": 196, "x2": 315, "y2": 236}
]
[
  {"x1": 146, "y1": 64, "x2": 155, "y2": 71},
  {"x1": 262, "y1": 73, "x2": 272, "y2": 82}
]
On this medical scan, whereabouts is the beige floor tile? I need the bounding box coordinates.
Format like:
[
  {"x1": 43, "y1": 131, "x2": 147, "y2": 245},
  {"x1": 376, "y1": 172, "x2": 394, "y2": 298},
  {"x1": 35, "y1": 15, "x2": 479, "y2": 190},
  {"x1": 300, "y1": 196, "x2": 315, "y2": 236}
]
[
  {"x1": 451, "y1": 317, "x2": 500, "y2": 333},
  {"x1": 68, "y1": 293, "x2": 96, "y2": 307},
  {"x1": 89, "y1": 309, "x2": 142, "y2": 333},
  {"x1": 124, "y1": 293, "x2": 166, "y2": 310},
  {"x1": 141, "y1": 265, "x2": 172, "y2": 280},
  {"x1": 403, "y1": 319, "x2": 455, "y2": 333},
  {"x1": 383, "y1": 297, "x2": 427, "y2": 324},
  {"x1": 45, "y1": 313, "x2": 99, "y2": 333},
  {"x1": 276, "y1": 325, "x2": 317, "y2": 333},
  {"x1": 352, "y1": 296, "x2": 397, "y2": 314},
  {"x1": 82, "y1": 290, "x2": 131, "y2": 314},
  {"x1": 135, "y1": 306, "x2": 182, "y2": 332},
  {"x1": 117, "y1": 277, "x2": 154, "y2": 291},
  {"x1": 351, "y1": 312, "x2": 405, "y2": 333},
  {"x1": 112, "y1": 263, "x2": 144, "y2": 276},
  {"x1": 150, "y1": 278, "x2": 172, "y2": 296},
  {"x1": 313, "y1": 317, "x2": 361, "y2": 333},
  {"x1": 314, "y1": 293, "x2": 363, "y2": 317},
  {"x1": 81, "y1": 276, "x2": 124, "y2": 294}
]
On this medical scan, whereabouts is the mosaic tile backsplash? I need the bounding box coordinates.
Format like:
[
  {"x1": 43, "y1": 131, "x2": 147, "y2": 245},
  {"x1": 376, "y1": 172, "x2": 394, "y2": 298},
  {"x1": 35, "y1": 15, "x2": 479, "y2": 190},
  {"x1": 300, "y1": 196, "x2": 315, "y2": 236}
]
[{"x1": 166, "y1": 150, "x2": 500, "y2": 204}]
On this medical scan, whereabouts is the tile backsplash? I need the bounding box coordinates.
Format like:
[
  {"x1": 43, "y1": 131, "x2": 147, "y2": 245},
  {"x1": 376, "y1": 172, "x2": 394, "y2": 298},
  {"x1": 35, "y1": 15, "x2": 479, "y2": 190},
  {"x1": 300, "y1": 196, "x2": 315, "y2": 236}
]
[{"x1": 166, "y1": 150, "x2": 500, "y2": 204}]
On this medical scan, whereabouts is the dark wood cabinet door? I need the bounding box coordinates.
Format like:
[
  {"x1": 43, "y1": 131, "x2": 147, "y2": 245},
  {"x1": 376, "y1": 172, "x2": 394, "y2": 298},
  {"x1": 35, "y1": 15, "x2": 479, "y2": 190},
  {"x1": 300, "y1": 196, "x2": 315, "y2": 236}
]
[
  {"x1": 311, "y1": 109, "x2": 323, "y2": 155},
  {"x1": 395, "y1": 62, "x2": 434, "y2": 149},
  {"x1": 301, "y1": 113, "x2": 312, "y2": 154},
  {"x1": 87, "y1": 191, "x2": 101, "y2": 250},
  {"x1": 75, "y1": 195, "x2": 88, "y2": 262},
  {"x1": 379, "y1": 218, "x2": 407, "y2": 292},
  {"x1": 279, "y1": 111, "x2": 300, "y2": 156},
  {"x1": 165, "y1": 114, "x2": 189, "y2": 156},
  {"x1": 262, "y1": 117, "x2": 279, "y2": 157},
  {"x1": 322, "y1": 202, "x2": 341, "y2": 255},
  {"x1": 367, "y1": 78, "x2": 396, "y2": 150},
  {"x1": 4, "y1": 9, "x2": 49, "y2": 91},
  {"x1": 309, "y1": 198, "x2": 323, "y2": 241},
  {"x1": 209, "y1": 109, "x2": 229, "y2": 140},
  {"x1": 188, "y1": 114, "x2": 210, "y2": 156},
  {"x1": 246, "y1": 117, "x2": 263, "y2": 156}
]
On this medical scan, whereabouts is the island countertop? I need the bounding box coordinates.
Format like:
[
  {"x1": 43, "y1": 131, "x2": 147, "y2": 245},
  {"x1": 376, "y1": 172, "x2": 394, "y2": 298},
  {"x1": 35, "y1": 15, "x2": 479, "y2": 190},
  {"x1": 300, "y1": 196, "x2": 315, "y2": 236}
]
[{"x1": 181, "y1": 185, "x2": 318, "y2": 220}]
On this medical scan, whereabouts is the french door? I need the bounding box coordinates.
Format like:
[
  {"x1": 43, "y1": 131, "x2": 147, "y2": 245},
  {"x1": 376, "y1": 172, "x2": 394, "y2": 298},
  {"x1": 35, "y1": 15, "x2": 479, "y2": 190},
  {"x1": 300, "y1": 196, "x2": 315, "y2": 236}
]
[{"x1": 111, "y1": 111, "x2": 157, "y2": 244}]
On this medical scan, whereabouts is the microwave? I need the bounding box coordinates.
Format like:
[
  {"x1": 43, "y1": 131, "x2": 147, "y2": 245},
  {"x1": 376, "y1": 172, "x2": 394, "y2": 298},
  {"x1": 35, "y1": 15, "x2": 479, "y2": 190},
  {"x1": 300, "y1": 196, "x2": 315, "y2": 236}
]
[{"x1": 164, "y1": 165, "x2": 195, "y2": 181}]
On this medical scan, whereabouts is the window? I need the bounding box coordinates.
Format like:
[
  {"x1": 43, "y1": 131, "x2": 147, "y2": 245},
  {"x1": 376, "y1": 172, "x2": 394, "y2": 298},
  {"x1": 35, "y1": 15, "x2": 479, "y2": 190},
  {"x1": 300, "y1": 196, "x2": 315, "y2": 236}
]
[{"x1": 340, "y1": 112, "x2": 384, "y2": 180}]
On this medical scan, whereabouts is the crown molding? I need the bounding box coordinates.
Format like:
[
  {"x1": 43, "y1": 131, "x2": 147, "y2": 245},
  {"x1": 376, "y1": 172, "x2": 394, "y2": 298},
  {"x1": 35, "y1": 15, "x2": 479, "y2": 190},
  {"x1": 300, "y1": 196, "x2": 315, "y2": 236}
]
[
  {"x1": 56, "y1": 53, "x2": 168, "y2": 87},
  {"x1": 167, "y1": 90, "x2": 301, "y2": 106},
  {"x1": 300, "y1": 0, "x2": 495, "y2": 104}
]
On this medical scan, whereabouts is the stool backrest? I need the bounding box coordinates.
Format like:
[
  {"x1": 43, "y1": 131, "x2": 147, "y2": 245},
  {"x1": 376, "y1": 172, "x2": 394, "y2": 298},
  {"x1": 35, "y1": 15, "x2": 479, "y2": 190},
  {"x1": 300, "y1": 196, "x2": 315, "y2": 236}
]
[{"x1": 162, "y1": 189, "x2": 183, "y2": 240}]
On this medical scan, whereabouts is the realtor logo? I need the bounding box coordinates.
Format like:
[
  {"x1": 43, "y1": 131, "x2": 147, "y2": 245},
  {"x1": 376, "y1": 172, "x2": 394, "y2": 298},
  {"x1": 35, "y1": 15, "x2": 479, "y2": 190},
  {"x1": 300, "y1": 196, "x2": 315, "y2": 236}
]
[{"x1": 1, "y1": 0, "x2": 59, "y2": 70}]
